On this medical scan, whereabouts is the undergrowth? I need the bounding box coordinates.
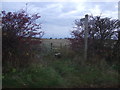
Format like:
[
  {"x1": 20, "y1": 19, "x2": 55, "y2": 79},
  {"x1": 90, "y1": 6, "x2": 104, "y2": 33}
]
[{"x1": 3, "y1": 47, "x2": 119, "y2": 88}]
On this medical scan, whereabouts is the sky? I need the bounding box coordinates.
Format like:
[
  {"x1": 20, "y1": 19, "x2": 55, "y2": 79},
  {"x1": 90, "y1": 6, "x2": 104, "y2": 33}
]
[{"x1": 1, "y1": 1, "x2": 119, "y2": 38}]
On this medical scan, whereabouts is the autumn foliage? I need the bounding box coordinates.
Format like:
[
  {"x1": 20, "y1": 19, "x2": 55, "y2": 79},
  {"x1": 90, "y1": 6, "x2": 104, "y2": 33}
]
[
  {"x1": 2, "y1": 10, "x2": 44, "y2": 71},
  {"x1": 69, "y1": 15, "x2": 120, "y2": 63}
]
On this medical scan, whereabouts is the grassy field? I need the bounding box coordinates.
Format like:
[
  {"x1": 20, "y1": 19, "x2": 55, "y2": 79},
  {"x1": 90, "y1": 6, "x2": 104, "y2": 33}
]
[
  {"x1": 41, "y1": 39, "x2": 70, "y2": 48},
  {"x1": 3, "y1": 39, "x2": 119, "y2": 88}
]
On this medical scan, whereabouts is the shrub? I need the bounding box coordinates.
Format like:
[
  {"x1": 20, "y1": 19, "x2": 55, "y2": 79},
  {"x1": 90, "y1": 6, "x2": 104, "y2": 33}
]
[
  {"x1": 69, "y1": 15, "x2": 120, "y2": 60},
  {"x1": 1, "y1": 10, "x2": 44, "y2": 72}
]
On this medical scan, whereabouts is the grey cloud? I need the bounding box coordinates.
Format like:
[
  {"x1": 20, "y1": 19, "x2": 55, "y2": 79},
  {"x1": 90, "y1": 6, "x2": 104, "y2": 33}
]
[{"x1": 2, "y1": 2, "x2": 118, "y2": 38}]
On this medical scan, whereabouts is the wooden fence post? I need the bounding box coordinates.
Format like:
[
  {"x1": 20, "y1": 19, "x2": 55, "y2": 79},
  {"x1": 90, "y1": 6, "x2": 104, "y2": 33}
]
[
  {"x1": 51, "y1": 43, "x2": 53, "y2": 50},
  {"x1": 84, "y1": 14, "x2": 88, "y2": 61}
]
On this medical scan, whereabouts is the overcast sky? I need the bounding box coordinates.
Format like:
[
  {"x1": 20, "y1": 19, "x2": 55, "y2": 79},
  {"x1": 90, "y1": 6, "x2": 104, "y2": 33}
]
[{"x1": 2, "y1": 1, "x2": 118, "y2": 38}]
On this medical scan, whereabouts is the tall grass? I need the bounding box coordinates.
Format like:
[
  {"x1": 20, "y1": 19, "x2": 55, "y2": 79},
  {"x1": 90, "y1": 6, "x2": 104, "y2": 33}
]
[
  {"x1": 3, "y1": 43, "x2": 119, "y2": 88},
  {"x1": 3, "y1": 59, "x2": 119, "y2": 88}
]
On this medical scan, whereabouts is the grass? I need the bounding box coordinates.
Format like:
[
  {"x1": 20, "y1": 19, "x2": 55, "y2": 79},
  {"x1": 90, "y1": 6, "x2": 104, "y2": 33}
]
[
  {"x1": 3, "y1": 39, "x2": 120, "y2": 88},
  {"x1": 3, "y1": 65, "x2": 65, "y2": 88},
  {"x1": 3, "y1": 57, "x2": 119, "y2": 88},
  {"x1": 41, "y1": 39, "x2": 70, "y2": 49},
  {"x1": 3, "y1": 64, "x2": 119, "y2": 88}
]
